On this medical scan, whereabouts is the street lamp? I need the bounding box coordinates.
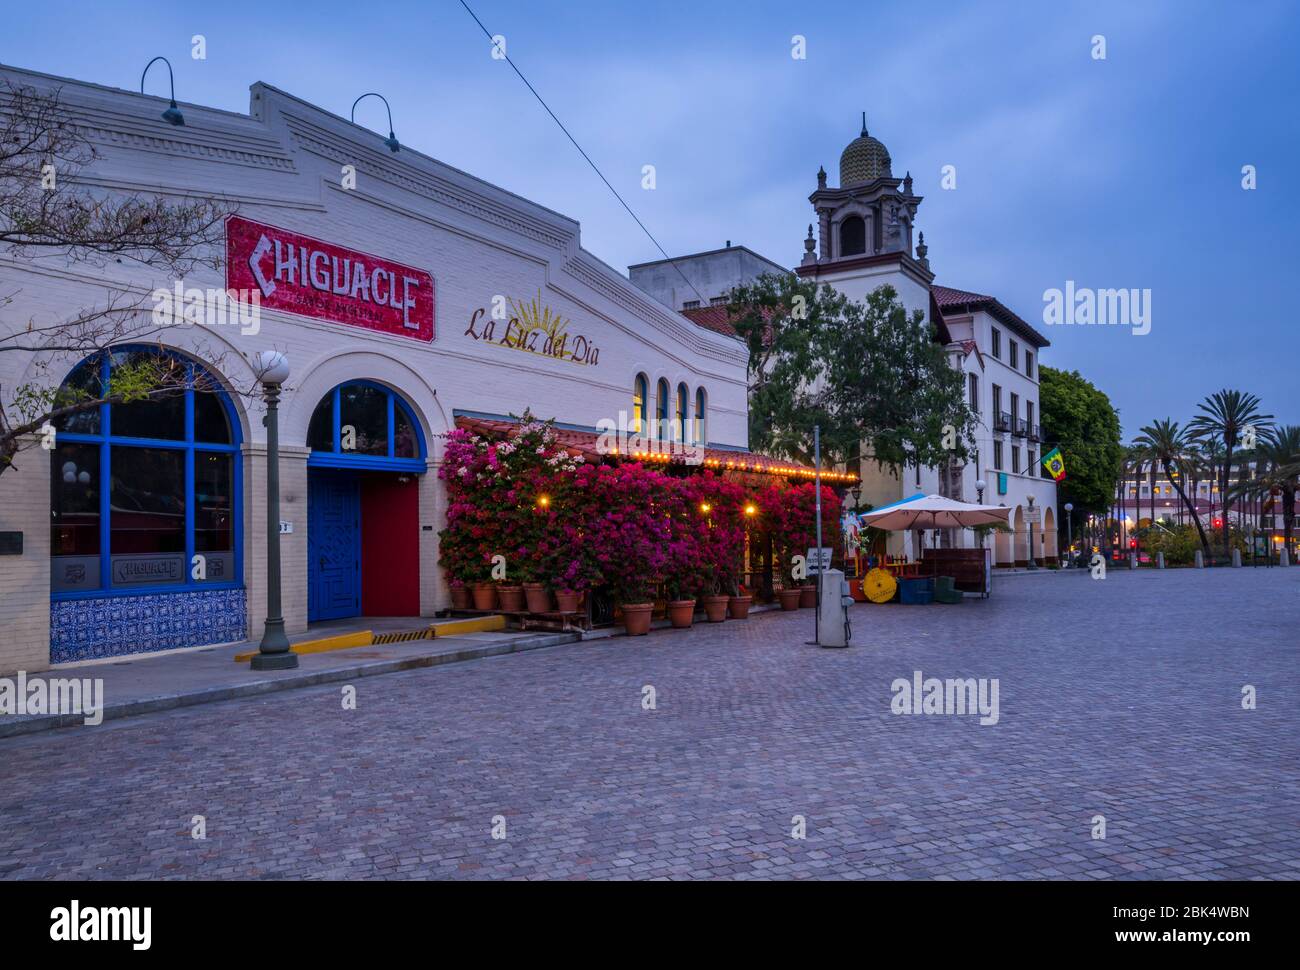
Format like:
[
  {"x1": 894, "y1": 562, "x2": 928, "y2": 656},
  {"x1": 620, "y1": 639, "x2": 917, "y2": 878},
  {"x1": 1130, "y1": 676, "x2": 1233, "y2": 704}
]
[
  {"x1": 1064, "y1": 502, "x2": 1074, "y2": 567},
  {"x1": 140, "y1": 56, "x2": 185, "y2": 126},
  {"x1": 1026, "y1": 493, "x2": 1038, "y2": 570},
  {"x1": 351, "y1": 92, "x2": 401, "y2": 152},
  {"x1": 975, "y1": 479, "x2": 987, "y2": 549},
  {"x1": 251, "y1": 351, "x2": 297, "y2": 671}
]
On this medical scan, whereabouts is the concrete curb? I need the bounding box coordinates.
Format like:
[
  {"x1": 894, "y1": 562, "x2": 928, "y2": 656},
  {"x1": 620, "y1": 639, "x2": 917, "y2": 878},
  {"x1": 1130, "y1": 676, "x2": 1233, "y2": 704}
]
[{"x1": 0, "y1": 631, "x2": 579, "y2": 740}]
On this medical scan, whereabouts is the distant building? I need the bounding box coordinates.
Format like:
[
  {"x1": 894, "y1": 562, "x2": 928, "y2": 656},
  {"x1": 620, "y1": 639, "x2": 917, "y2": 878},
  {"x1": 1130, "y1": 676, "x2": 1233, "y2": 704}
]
[{"x1": 629, "y1": 244, "x2": 787, "y2": 312}]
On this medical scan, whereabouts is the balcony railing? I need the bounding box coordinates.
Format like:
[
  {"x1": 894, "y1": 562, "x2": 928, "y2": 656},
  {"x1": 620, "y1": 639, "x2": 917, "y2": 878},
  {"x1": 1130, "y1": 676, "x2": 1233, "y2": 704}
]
[
  {"x1": 994, "y1": 411, "x2": 1012, "y2": 432},
  {"x1": 1029, "y1": 424, "x2": 1041, "y2": 441},
  {"x1": 1013, "y1": 418, "x2": 1029, "y2": 437}
]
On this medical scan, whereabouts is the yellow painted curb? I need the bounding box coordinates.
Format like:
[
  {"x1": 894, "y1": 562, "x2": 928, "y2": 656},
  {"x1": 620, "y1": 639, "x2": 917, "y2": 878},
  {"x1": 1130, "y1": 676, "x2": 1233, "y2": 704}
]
[
  {"x1": 431, "y1": 615, "x2": 506, "y2": 637},
  {"x1": 235, "y1": 630, "x2": 373, "y2": 662}
]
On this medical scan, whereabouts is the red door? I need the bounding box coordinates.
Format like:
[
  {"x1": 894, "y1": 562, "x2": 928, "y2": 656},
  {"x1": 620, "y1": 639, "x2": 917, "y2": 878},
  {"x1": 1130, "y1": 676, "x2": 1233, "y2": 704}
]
[{"x1": 360, "y1": 474, "x2": 420, "y2": 616}]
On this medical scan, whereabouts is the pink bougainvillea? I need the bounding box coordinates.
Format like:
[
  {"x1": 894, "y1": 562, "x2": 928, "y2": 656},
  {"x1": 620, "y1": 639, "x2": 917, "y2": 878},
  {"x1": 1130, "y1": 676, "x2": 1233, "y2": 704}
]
[{"x1": 439, "y1": 415, "x2": 835, "y2": 604}]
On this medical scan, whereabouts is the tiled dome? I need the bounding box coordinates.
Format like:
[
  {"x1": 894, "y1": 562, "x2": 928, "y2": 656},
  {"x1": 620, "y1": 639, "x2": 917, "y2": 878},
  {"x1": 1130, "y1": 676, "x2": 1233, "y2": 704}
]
[{"x1": 839, "y1": 117, "x2": 892, "y2": 186}]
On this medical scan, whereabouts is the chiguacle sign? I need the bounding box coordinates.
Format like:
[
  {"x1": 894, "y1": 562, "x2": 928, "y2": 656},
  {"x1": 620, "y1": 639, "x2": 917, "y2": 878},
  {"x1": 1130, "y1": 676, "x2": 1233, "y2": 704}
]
[{"x1": 225, "y1": 215, "x2": 435, "y2": 341}]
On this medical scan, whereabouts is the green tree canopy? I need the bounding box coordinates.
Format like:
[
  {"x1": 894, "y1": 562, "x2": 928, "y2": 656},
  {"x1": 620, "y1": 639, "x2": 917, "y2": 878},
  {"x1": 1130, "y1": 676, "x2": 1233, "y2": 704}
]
[
  {"x1": 728, "y1": 272, "x2": 973, "y2": 473},
  {"x1": 1039, "y1": 365, "x2": 1122, "y2": 522}
]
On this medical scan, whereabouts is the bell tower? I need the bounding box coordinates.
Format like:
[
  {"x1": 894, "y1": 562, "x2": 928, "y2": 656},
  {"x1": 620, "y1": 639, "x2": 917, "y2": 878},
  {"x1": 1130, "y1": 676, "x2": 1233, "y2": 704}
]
[{"x1": 798, "y1": 114, "x2": 933, "y2": 315}]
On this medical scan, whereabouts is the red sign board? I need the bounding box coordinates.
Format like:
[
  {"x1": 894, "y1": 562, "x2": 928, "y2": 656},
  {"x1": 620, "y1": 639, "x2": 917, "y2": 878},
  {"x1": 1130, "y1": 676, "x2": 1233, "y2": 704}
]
[{"x1": 225, "y1": 216, "x2": 435, "y2": 341}]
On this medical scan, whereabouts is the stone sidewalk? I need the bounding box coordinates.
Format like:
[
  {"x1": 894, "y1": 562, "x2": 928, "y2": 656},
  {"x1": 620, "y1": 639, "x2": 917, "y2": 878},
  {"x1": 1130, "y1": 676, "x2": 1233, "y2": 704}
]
[{"x1": 0, "y1": 622, "x2": 579, "y2": 738}]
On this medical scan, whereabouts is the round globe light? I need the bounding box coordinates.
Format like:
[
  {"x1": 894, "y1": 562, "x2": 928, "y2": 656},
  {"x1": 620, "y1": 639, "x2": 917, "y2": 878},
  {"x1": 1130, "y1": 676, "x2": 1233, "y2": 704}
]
[{"x1": 254, "y1": 350, "x2": 290, "y2": 385}]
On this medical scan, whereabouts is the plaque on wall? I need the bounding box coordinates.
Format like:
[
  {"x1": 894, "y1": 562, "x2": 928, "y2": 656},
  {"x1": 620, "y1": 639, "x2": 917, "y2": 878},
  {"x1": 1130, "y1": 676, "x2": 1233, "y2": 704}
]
[
  {"x1": 52, "y1": 555, "x2": 100, "y2": 591},
  {"x1": 0, "y1": 531, "x2": 22, "y2": 555},
  {"x1": 111, "y1": 553, "x2": 185, "y2": 586}
]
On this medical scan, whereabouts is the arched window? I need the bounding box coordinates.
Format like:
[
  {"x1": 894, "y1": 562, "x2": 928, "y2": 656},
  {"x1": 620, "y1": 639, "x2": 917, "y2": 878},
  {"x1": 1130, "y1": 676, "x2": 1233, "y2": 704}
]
[
  {"x1": 50, "y1": 347, "x2": 242, "y2": 595},
  {"x1": 307, "y1": 380, "x2": 425, "y2": 471},
  {"x1": 632, "y1": 373, "x2": 648, "y2": 434},
  {"x1": 676, "y1": 383, "x2": 689, "y2": 443},
  {"x1": 694, "y1": 387, "x2": 707, "y2": 445},
  {"x1": 656, "y1": 378, "x2": 670, "y2": 442},
  {"x1": 840, "y1": 215, "x2": 866, "y2": 257}
]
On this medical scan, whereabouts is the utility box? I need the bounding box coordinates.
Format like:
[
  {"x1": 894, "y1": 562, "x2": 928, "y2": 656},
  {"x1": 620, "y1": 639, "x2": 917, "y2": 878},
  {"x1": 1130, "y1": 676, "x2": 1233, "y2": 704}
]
[{"x1": 818, "y1": 568, "x2": 849, "y2": 648}]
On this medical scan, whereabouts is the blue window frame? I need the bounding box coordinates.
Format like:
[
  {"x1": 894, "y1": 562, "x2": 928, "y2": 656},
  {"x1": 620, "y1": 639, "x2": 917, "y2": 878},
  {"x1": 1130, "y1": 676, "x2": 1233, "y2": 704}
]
[
  {"x1": 50, "y1": 347, "x2": 243, "y2": 600},
  {"x1": 306, "y1": 381, "x2": 426, "y2": 472},
  {"x1": 656, "y1": 378, "x2": 670, "y2": 441},
  {"x1": 632, "y1": 373, "x2": 648, "y2": 434}
]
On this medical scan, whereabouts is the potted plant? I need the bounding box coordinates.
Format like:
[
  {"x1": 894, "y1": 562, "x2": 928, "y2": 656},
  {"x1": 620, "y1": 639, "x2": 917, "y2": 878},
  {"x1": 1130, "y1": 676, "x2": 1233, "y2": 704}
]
[
  {"x1": 799, "y1": 583, "x2": 818, "y2": 609},
  {"x1": 470, "y1": 578, "x2": 498, "y2": 611},
  {"x1": 698, "y1": 565, "x2": 729, "y2": 623},
  {"x1": 727, "y1": 580, "x2": 752, "y2": 619},
  {"x1": 448, "y1": 578, "x2": 471, "y2": 611},
  {"x1": 497, "y1": 581, "x2": 525, "y2": 612},
  {"x1": 664, "y1": 575, "x2": 697, "y2": 628},
  {"x1": 777, "y1": 585, "x2": 802, "y2": 611},
  {"x1": 542, "y1": 524, "x2": 598, "y2": 616},
  {"x1": 584, "y1": 463, "x2": 672, "y2": 636}
]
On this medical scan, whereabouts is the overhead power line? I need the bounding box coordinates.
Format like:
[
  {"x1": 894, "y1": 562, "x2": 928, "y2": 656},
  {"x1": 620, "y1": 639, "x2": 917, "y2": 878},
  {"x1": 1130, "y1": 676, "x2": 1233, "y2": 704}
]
[{"x1": 457, "y1": 0, "x2": 708, "y2": 306}]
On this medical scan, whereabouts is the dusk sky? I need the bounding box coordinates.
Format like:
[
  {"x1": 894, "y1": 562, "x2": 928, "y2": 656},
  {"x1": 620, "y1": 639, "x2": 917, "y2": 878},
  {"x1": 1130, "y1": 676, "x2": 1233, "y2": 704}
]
[{"x1": 5, "y1": 0, "x2": 1297, "y2": 435}]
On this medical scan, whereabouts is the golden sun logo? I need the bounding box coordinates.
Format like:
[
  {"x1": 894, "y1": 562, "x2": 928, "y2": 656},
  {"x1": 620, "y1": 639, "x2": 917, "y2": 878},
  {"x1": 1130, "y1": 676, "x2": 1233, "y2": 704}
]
[{"x1": 509, "y1": 290, "x2": 571, "y2": 350}]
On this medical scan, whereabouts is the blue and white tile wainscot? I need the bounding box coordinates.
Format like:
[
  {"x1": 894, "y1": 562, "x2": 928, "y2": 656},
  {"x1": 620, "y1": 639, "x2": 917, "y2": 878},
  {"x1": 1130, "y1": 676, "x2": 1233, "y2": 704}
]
[{"x1": 50, "y1": 589, "x2": 248, "y2": 663}]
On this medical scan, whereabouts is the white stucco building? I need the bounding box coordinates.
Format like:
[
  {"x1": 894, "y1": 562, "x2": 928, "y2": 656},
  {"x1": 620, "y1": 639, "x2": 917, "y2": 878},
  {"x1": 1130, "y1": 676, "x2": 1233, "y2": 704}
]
[{"x1": 0, "y1": 63, "x2": 775, "y2": 673}]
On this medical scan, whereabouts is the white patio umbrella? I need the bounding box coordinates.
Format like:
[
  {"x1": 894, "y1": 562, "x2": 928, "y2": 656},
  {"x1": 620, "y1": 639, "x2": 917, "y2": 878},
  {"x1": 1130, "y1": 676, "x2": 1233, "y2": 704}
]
[
  {"x1": 859, "y1": 493, "x2": 1010, "y2": 531},
  {"x1": 860, "y1": 494, "x2": 1010, "y2": 579}
]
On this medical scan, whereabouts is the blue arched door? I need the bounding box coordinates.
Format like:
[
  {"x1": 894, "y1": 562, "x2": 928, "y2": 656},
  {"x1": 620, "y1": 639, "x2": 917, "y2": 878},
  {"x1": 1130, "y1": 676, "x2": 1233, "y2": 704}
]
[{"x1": 305, "y1": 381, "x2": 426, "y2": 621}]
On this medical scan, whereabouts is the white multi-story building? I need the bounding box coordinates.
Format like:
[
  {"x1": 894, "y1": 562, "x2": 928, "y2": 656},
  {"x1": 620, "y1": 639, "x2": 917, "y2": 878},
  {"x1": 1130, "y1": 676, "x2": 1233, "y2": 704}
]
[{"x1": 633, "y1": 119, "x2": 1058, "y2": 566}]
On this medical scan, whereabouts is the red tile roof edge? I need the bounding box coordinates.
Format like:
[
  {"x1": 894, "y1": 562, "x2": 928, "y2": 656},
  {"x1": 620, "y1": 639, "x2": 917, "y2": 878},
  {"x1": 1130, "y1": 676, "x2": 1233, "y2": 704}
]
[{"x1": 452, "y1": 415, "x2": 857, "y2": 482}]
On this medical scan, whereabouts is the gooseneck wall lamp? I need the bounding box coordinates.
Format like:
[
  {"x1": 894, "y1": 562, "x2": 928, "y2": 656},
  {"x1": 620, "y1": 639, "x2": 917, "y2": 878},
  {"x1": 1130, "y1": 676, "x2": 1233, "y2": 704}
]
[
  {"x1": 140, "y1": 56, "x2": 185, "y2": 126},
  {"x1": 351, "y1": 92, "x2": 401, "y2": 152}
]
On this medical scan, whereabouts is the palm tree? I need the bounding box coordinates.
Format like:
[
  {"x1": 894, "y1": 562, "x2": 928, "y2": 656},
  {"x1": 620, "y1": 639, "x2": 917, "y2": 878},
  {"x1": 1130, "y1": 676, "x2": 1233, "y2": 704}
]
[
  {"x1": 1226, "y1": 425, "x2": 1300, "y2": 560},
  {"x1": 1188, "y1": 390, "x2": 1273, "y2": 556},
  {"x1": 1133, "y1": 418, "x2": 1212, "y2": 558}
]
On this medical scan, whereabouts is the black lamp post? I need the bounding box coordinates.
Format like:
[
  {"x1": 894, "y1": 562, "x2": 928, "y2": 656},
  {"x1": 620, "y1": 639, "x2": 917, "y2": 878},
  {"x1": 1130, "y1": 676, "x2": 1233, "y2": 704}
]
[
  {"x1": 140, "y1": 56, "x2": 185, "y2": 126},
  {"x1": 351, "y1": 93, "x2": 401, "y2": 152},
  {"x1": 251, "y1": 351, "x2": 297, "y2": 671}
]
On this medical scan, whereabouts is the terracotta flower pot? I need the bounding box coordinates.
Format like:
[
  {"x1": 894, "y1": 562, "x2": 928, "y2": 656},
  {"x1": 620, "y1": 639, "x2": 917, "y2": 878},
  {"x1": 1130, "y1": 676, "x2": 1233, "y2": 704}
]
[
  {"x1": 470, "y1": 582, "x2": 498, "y2": 611},
  {"x1": 799, "y1": 585, "x2": 818, "y2": 608},
  {"x1": 555, "y1": 589, "x2": 582, "y2": 613},
  {"x1": 778, "y1": 588, "x2": 802, "y2": 611},
  {"x1": 523, "y1": 582, "x2": 552, "y2": 614},
  {"x1": 449, "y1": 585, "x2": 471, "y2": 610},
  {"x1": 702, "y1": 595, "x2": 730, "y2": 623},
  {"x1": 667, "y1": 599, "x2": 696, "y2": 628},
  {"x1": 727, "y1": 595, "x2": 752, "y2": 619},
  {"x1": 621, "y1": 603, "x2": 654, "y2": 636},
  {"x1": 497, "y1": 584, "x2": 525, "y2": 612}
]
